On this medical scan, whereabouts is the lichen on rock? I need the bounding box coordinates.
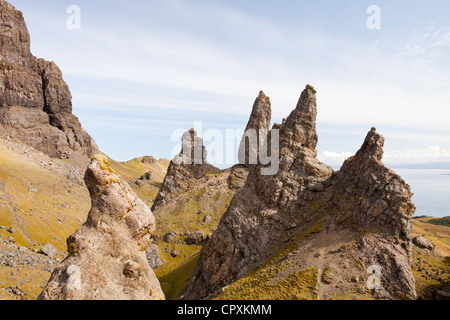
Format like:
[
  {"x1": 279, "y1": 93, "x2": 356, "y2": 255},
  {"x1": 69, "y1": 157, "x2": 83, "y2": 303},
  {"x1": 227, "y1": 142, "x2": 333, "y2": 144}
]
[{"x1": 38, "y1": 155, "x2": 165, "y2": 300}]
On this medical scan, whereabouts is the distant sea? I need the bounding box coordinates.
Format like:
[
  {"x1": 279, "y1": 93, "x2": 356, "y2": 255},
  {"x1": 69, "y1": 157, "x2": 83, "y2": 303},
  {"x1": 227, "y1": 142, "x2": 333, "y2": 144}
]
[{"x1": 395, "y1": 169, "x2": 450, "y2": 218}]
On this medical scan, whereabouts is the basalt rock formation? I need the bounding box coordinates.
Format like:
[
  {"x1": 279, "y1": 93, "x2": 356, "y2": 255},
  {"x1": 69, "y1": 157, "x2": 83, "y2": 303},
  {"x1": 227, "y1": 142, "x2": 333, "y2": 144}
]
[
  {"x1": 186, "y1": 85, "x2": 417, "y2": 300},
  {"x1": 0, "y1": 0, "x2": 98, "y2": 168},
  {"x1": 152, "y1": 128, "x2": 220, "y2": 211},
  {"x1": 38, "y1": 155, "x2": 164, "y2": 300},
  {"x1": 238, "y1": 90, "x2": 271, "y2": 166}
]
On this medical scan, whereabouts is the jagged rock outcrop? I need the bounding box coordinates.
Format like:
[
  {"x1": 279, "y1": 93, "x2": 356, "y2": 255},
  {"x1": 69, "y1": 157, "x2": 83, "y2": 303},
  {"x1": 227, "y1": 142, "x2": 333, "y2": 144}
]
[
  {"x1": 186, "y1": 85, "x2": 417, "y2": 300},
  {"x1": 38, "y1": 155, "x2": 164, "y2": 300},
  {"x1": 238, "y1": 91, "x2": 271, "y2": 166},
  {"x1": 152, "y1": 128, "x2": 219, "y2": 211},
  {"x1": 0, "y1": 0, "x2": 98, "y2": 167},
  {"x1": 142, "y1": 156, "x2": 157, "y2": 165},
  {"x1": 324, "y1": 127, "x2": 416, "y2": 299}
]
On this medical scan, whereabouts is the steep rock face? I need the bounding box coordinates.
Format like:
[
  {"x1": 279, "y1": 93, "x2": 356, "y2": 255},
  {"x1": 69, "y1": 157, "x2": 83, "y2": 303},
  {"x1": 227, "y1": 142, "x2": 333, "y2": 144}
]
[
  {"x1": 238, "y1": 91, "x2": 272, "y2": 166},
  {"x1": 0, "y1": 0, "x2": 98, "y2": 167},
  {"x1": 38, "y1": 155, "x2": 164, "y2": 300},
  {"x1": 152, "y1": 129, "x2": 219, "y2": 211},
  {"x1": 328, "y1": 128, "x2": 415, "y2": 240},
  {"x1": 254, "y1": 85, "x2": 333, "y2": 210},
  {"x1": 324, "y1": 128, "x2": 416, "y2": 299},
  {"x1": 186, "y1": 85, "x2": 417, "y2": 300}
]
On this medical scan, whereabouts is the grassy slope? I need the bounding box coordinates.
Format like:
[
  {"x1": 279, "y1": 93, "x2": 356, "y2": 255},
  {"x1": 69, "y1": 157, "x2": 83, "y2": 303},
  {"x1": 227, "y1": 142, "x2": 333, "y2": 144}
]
[
  {"x1": 411, "y1": 216, "x2": 450, "y2": 299},
  {"x1": 0, "y1": 143, "x2": 90, "y2": 299},
  {"x1": 109, "y1": 156, "x2": 170, "y2": 207},
  {"x1": 0, "y1": 144, "x2": 90, "y2": 251},
  {"x1": 152, "y1": 171, "x2": 237, "y2": 300}
]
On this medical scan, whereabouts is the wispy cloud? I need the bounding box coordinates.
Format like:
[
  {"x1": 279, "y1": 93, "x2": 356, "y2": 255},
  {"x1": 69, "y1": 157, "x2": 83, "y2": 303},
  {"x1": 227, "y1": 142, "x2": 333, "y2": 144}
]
[
  {"x1": 11, "y1": 0, "x2": 450, "y2": 162},
  {"x1": 319, "y1": 146, "x2": 450, "y2": 168},
  {"x1": 399, "y1": 24, "x2": 450, "y2": 60},
  {"x1": 384, "y1": 146, "x2": 450, "y2": 164}
]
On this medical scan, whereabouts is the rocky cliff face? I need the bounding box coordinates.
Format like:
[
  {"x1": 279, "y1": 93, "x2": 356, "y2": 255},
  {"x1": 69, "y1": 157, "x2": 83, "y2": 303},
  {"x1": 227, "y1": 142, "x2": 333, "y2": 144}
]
[
  {"x1": 38, "y1": 155, "x2": 164, "y2": 300},
  {"x1": 186, "y1": 85, "x2": 417, "y2": 300},
  {"x1": 0, "y1": 0, "x2": 98, "y2": 168},
  {"x1": 152, "y1": 129, "x2": 220, "y2": 211}
]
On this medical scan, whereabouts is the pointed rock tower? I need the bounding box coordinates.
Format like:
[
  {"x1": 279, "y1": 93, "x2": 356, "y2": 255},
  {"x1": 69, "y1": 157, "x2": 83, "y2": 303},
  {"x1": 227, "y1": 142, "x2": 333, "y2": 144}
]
[
  {"x1": 38, "y1": 155, "x2": 164, "y2": 300},
  {"x1": 238, "y1": 90, "x2": 272, "y2": 166},
  {"x1": 152, "y1": 128, "x2": 220, "y2": 211}
]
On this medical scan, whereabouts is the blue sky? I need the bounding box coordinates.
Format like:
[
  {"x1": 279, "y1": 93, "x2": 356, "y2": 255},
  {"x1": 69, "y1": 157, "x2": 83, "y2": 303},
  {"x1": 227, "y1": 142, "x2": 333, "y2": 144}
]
[{"x1": 9, "y1": 0, "x2": 450, "y2": 168}]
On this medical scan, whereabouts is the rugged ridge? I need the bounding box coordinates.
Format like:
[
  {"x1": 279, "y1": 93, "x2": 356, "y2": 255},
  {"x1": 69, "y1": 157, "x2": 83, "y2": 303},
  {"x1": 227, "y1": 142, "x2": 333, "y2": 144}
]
[
  {"x1": 38, "y1": 155, "x2": 164, "y2": 300},
  {"x1": 186, "y1": 85, "x2": 417, "y2": 300},
  {"x1": 0, "y1": 0, "x2": 98, "y2": 167}
]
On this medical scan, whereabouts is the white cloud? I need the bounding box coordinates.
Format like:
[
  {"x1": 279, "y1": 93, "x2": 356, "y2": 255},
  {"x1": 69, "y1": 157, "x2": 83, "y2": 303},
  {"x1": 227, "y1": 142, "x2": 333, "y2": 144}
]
[
  {"x1": 318, "y1": 151, "x2": 354, "y2": 168},
  {"x1": 13, "y1": 1, "x2": 450, "y2": 161},
  {"x1": 319, "y1": 146, "x2": 450, "y2": 168},
  {"x1": 399, "y1": 24, "x2": 450, "y2": 60},
  {"x1": 384, "y1": 146, "x2": 450, "y2": 164}
]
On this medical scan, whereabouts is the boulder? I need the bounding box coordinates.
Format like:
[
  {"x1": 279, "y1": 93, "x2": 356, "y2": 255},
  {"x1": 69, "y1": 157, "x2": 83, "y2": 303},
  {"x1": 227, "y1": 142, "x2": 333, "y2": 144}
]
[
  {"x1": 186, "y1": 231, "x2": 206, "y2": 245},
  {"x1": 146, "y1": 244, "x2": 163, "y2": 269},
  {"x1": 413, "y1": 236, "x2": 435, "y2": 251},
  {"x1": 39, "y1": 244, "x2": 57, "y2": 259},
  {"x1": 163, "y1": 231, "x2": 178, "y2": 243},
  {"x1": 142, "y1": 156, "x2": 157, "y2": 165}
]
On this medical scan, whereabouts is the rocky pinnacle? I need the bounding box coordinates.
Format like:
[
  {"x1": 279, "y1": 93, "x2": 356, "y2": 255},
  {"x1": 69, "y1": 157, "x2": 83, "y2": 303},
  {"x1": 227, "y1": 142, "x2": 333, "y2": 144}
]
[
  {"x1": 38, "y1": 155, "x2": 165, "y2": 300},
  {"x1": 152, "y1": 129, "x2": 220, "y2": 211},
  {"x1": 239, "y1": 91, "x2": 272, "y2": 166}
]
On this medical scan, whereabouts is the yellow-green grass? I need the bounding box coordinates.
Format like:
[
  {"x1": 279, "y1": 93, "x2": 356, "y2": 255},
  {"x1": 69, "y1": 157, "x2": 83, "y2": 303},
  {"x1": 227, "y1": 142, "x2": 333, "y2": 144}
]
[
  {"x1": 152, "y1": 173, "x2": 237, "y2": 299},
  {"x1": 109, "y1": 156, "x2": 169, "y2": 207},
  {"x1": 0, "y1": 144, "x2": 89, "y2": 252},
  {"x1": 0, "y1": 266, "x2": 50, "y2": 300},
  {"x1": 216, "y1": 219, "x2": 324, "y2": 300}
]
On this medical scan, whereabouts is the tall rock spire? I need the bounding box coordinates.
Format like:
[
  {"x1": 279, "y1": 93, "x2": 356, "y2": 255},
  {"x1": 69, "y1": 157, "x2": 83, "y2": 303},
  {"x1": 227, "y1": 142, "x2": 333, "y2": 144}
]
[
  {"x1": 152, "y1": 128, "x2": 220, "y2": 211},
  {"x1": 38, "y1": 155, "x2": 165, "y2": 300},
  {"x1": 281, "y1": 84, "x2": 319, "y2": 150},
  {"x1": 239, "y1": 90, "x2": 272, "y2": 166},
  {"x1": 244, "y1": 91, "x2": 271, "y2": 133}
]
